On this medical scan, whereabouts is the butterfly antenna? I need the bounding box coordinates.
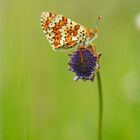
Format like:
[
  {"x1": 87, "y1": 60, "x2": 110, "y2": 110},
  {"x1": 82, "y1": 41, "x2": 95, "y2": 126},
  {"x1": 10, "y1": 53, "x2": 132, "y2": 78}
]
[{"x1": 94, "y1": 16, "x2": 102, "y2": 33}]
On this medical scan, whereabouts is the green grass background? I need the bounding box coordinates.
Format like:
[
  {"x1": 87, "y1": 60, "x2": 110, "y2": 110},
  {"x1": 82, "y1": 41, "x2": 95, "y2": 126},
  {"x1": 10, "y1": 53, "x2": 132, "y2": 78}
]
[{"x1": 0, "y1": 0, "x2": 140, "y2": 140}]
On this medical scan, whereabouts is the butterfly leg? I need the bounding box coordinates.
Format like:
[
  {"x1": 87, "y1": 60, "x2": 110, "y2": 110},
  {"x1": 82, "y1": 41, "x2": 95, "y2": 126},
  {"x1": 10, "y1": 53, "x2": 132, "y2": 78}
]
[
  {"x1": 90, "y1": 43, "x2": 97, "y2": 54},
  {"x1": 90, "y1": 43, "x2": 102, "y2": 59},
  {"x1": 78, "y1": 46, "x2": 86, "y2": 49}
]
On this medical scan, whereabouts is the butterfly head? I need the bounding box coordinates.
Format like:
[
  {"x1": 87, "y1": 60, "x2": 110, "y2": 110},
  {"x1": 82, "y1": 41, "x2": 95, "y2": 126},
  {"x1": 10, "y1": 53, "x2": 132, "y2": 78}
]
[
  {"x1": 93, "y1": 27, "x2": 98, "y2": 38},
  {"x1": 86, "y1": 28, "x2": 98, "y2": 44},
  {"x1": 87, "y1": 16, "x2": 101, "y2": 43}
]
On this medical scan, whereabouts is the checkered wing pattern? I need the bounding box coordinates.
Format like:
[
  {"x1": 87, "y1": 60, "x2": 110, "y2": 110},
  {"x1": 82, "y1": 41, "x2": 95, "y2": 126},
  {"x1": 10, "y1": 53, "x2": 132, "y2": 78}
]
[{"x1": 41, "y1": 12, "x2": 91, "y2": 50}]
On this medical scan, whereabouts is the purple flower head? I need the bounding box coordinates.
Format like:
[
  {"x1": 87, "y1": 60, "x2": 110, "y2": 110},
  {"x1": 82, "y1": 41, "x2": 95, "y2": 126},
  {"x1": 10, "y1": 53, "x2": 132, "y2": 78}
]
[{"x1": 68, "y1": 45, "x2": 101, "y2": 81}]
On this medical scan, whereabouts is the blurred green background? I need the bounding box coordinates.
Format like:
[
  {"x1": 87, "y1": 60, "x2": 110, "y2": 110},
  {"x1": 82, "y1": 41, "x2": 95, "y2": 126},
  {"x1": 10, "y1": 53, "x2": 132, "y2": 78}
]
[{"x1": 0, "y1": 0, "x2": 140, "y2": 140}]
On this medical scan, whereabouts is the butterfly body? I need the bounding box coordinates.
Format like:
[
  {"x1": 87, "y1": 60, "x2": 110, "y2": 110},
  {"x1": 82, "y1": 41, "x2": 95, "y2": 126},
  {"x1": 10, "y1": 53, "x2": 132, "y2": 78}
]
[{"x1": 41, "y1": 12, "x2": 98, "y2": 50}]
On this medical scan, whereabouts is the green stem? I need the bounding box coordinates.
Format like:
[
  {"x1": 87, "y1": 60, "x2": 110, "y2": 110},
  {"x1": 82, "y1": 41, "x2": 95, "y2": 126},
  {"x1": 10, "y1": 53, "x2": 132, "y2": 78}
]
[{"x1": 97, "y1": 71, "x2": 103, "y2": 140}]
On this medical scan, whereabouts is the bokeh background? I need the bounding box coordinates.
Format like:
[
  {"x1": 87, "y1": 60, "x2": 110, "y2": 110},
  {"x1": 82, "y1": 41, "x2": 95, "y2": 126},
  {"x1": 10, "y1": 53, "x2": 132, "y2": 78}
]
[{"x1": 0, "y1": 0, "x2": 140, "y2": 140}]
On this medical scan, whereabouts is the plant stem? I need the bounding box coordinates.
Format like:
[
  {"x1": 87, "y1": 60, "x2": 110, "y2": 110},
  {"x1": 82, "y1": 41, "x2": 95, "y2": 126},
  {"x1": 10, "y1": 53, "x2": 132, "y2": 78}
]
[{"x1": 97, "y1": 71, "x2": 103, "y2": 140}]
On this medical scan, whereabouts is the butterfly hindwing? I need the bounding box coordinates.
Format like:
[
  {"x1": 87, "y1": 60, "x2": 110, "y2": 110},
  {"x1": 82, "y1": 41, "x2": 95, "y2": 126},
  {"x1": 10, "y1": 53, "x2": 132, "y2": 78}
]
[{"x1": 41, "y1": 12, "x2": 89, "y2": 50}]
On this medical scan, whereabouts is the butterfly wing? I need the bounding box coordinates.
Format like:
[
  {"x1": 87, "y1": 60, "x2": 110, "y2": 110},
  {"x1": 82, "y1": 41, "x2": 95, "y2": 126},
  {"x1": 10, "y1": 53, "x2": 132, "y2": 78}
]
[{"x1": 41, "y1": 12, "x2": 90, "y2": 50}]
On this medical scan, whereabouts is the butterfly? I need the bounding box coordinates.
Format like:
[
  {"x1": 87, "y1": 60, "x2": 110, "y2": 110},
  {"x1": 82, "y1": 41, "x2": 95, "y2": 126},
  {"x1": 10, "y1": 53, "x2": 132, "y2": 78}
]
[{"x1": 41, "y1": 12, "x2": 101, "y2": 50}]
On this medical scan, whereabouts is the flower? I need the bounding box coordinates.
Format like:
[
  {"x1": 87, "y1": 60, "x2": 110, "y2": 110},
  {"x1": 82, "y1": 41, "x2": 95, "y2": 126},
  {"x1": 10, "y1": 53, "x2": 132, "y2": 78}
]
[{"x1": 68, "y1": 45, "x2": 101, "y2": 81}]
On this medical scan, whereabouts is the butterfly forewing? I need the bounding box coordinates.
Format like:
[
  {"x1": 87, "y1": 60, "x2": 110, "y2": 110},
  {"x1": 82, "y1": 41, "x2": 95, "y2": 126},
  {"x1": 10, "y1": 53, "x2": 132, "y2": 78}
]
[{"x1": 41, "y1": 12, "x2": 89, "y2": 50}]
